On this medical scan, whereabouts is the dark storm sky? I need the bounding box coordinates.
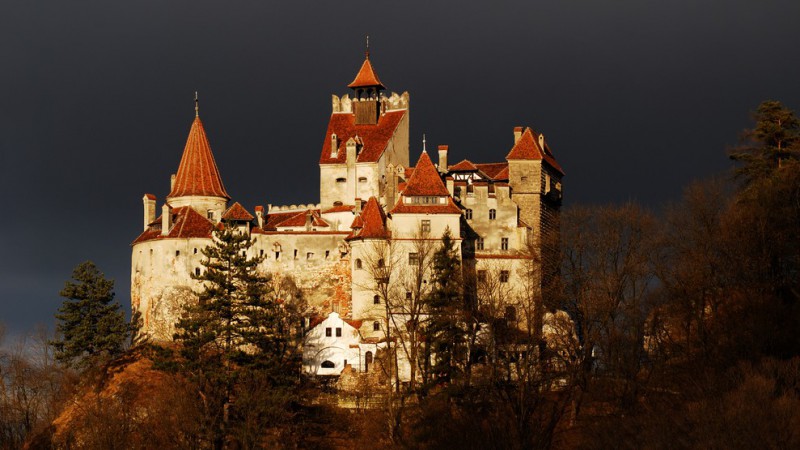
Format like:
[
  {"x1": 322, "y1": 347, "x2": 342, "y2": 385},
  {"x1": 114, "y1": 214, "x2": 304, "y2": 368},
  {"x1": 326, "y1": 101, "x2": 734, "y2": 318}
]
[{"x1": 1, "y1": 0, "x2": 799, "y2": 336}]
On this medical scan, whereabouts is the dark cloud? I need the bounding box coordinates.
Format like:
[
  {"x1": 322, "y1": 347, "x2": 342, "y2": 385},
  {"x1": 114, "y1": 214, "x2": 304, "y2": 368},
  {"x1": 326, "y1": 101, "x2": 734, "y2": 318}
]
[{"x1": 1, "y1": 0, "x2": 799, "y2": 335}]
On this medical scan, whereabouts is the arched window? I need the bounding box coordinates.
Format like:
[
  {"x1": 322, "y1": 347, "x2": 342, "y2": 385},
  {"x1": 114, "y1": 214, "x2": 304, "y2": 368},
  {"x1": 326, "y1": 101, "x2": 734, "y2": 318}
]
[
  {"x1": 355, "y1": 258, "x2": 363, "y2": 270},
  {"x1": 321, "y1": 360, "x2": 335, "y2": 369},
  {"x1": 373, "y1": 295, "x2": 380, "y2": 305},
  {"x1": 373, "y1": 321, "x2": 380, "y2": 331},
  {"x1": 489, "y1": 209, "x2": 497, "y2": 220}
]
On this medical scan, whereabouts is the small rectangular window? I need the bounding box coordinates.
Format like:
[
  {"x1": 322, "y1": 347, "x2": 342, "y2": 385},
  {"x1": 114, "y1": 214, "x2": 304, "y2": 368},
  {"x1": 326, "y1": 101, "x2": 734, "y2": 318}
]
[
  {"x1": 477, "y1": 270, "x2": 487, "y2": 283},
  {"x1": 325, "y1": 327, "x2": 332, "y2": 337},
  {"x1": 409, "y1": 252, "x2": 419, "y2": 266},
  {"x1": 358, "y1": 177, "x2": 367, "y2": 183},
  {"x1": 501, "y1": 238, "x2": 509, "y2": 250},
  {"x1": 275, "y1": 251, "x2": 280, "y2": 260},
  {"x1": 465, "y1": 209, "x2": 472, "y2": 220},
  {"x1": 421, "y1": 220, "x2": 431, "y2": 233},
  {"x1": 336, "y1": 327, "x2": 342, "y2": 337},
  {"x1": 489, "y1": 209, "x2": 496, "y2": 220},
  {"x1": 294, "y1": 249, "x2": 298, "y2": 259},
  {"x1": 325, "y1": 250, "x2": 330, "y2": 259},
  {"x1": 500, "y1": 270, "x2": 510, "y2": 283},
  {"x1": 476, "y1": 237, "x2": 484, "y2": 250},
  {"x1": 336, "y1": 177, "x2": 346, "y2": 183},
  {"x1": 307, "y1": 252, "x2": 313, "y2": 260},
  {"x1": 175, "y1": 250, "x2": 180, "y2": 257}
]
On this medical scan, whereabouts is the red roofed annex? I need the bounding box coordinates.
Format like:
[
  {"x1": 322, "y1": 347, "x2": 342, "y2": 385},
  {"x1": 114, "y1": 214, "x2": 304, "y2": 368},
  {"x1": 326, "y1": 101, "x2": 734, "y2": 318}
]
[{"x1": 131, "y1": 48, "x2": 565, "y2": 380}]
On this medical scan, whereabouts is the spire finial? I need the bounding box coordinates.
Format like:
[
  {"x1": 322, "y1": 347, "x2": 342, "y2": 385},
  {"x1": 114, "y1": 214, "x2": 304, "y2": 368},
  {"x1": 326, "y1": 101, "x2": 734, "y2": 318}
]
[
  {"x1": 422, "y1": 133, "x2": 427, "y2": 152},
  {"x1": 194, "y1": 91, "x2": 199, "y2": 117},
  {"x1": 365, "y1": 34, "x2": 370, "y2": 58}
]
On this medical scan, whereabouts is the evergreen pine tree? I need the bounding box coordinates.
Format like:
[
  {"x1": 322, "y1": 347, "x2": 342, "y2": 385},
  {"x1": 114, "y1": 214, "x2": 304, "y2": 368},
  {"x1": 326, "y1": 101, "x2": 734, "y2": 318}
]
[
  {"x1": 51, "y1": 261, "x2": 129, "y2": 369},
  {"x1": 424, "y1": 228, "x2": 465, "y2": 386},
  {"x1": 730, "y1": 100, "x2": 800, "y2": 188},
  {"x1": 171, "y1": 224, "x2": 300, "y2": 448}
]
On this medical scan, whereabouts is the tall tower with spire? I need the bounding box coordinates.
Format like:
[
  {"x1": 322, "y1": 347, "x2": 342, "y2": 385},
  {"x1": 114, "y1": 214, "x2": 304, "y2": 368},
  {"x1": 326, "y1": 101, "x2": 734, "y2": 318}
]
[
  {"x1": 320, "y1": 49, "x2": 410, "y2": 209},
  {"x1": 166, "y1": 98, "x2": 230, "y2": 221},
  {"x1": 131, "y1": 101, "x2": 232, "y2": 339}
]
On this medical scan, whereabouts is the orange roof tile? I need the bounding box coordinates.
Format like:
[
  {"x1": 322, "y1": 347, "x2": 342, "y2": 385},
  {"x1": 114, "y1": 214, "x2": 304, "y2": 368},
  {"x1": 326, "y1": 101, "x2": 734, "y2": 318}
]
[
  {"x1": 267, "y1": 210, "x2": 330, "y2": 229},
  {"x1": 347, "y1": 56, "x2": 385, "y2": 89},
  {"x1": 389, "y1": 197, "x2": 462, "y2": 215},
  {"x1": 319, "y1": 110, "x2": 406, "y2": 164},
  {"x1": 348, "y1": 197, "x2": 390, "y2": 240},
  {"x1": 167, "y1": 117, "x2": 230, "y2": 200},
  {"x1": 449, "y1": 159, "x2": 479, "y2": 172},
  {"x1": 494, "y1": 166, "x2": 510, "y2": 180},
  {"x1": 222, "y1": 202, "x2": 254, "y2": 222},
  {"x1": 475, "y1": 162, "x2": 509, "y2": 180},
  {"x1": 322, "y1": 204, "x2": 356, "y2": 214},
  {"x1": 402, "y1": 151, "x2": 450, "y2": 197},
  {"x1": 505, "y1": 128, "x2": 564, "y2": 175},
  {"x1": 144, "y1": 193, "x2": 156, "y2": 200},
  {"x1": 132, "y1": 206, "x2": 216, "y2": 244},
  {"x1": 350, "y1": 214, "x2": 364, "y2": 229}
]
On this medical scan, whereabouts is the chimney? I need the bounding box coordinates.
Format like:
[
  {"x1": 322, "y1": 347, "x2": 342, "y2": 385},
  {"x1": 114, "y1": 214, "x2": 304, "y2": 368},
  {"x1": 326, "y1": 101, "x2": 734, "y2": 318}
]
[
  {"x1": 438, "y1": 145, "x2": 448, "y2": 173},
  {"x1": 142, "y1": 194, "x2": 156, "y2": 231},
  {"x1": 539, "y1": 133, "x2": 545, "y2": 150},
  {"x1": 170, "y1": 174, "x2": 176, "y2": 191},
  {"x1": 161, "y1": 204, "x2": 171, "y2": 236},
  {"x1": 305, "y1": 211, "x2": 313, "y2": 231},
  {"x1": 255, "y1": 205, "x2": 264, "y2": 229},
  {"x1": 331, "y1": 134, "x2": 338, "y2": 158},
  {"x1": 514, "y1": 127, "x2": 524, "y2": 144},
  {"x1": 354, "y1": 198, "x2": 362, "y2": 215}
]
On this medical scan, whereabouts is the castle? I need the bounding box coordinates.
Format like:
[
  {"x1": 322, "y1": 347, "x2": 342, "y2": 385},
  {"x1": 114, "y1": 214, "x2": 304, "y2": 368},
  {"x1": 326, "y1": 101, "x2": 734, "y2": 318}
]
[{"x1": 131, "y1": 50, "x2": 564, "y2": 377}]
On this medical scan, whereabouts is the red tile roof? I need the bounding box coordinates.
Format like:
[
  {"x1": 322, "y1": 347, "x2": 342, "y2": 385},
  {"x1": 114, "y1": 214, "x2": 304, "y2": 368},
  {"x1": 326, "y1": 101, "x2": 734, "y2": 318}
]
[
  {"x1": 309, "y1": 316, "x2": 363, "y2": 330},
  {"x1": 132, "y1": 206, "x2": 216, "y2": 244},
  {"x1": 347, "y1": 56, "x2": 385, "y2": 89},
  {"x1": 505, "y1": 128, "x2": 564, "y2": 175},
  {"x1": 449, "y1": 159, "x2": 479, "y2": 172},
  {"x1": 322, "y1": 204, "x2": 356, "y2": 214},
  {"x1": 350, "y1": 213, "x2": 364, "y2": 229},
  {"x1": 167, "y1": 117, "x2": 230, "y2": 200},
  {"x1": 144, "y1": 193, "x2": 156, "y2": 200},
  {"x1": 475, "y1": 162, "x2": 509, "y2": 180},
  {"x1": 402, "y1": 151, "x2": 450, "y2": 197},
  {"x1": 266, "y1": 210, "x2": 330, "y2": 229},
  {"x1": 348, "y1": 197, "x2": 390, "y2": 240},
  {"x1": 222, "y1": 202, "x2": 254, "y2": 222},
  {"x1": 319, "y1": 110, "x2": 406, "y2": 164},
  {"x1": 494, "y1": 166, "x2": 510, "y2": 180},
  {"x1": 389, "y1": 197, "x2": 462, "y2": 215}
]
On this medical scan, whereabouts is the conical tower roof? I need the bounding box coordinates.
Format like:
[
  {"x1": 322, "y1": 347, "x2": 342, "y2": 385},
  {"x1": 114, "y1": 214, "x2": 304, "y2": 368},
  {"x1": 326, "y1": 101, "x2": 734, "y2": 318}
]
[
  {"x1": 167, "y1": 116, "x2": 230, "y2": 200},
  {"x1": 402, "y1": 151, "x2": 451, "y2": 197},
  {"x1": 348, "y1": 55, "x2": 385, "y2": 90}
]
